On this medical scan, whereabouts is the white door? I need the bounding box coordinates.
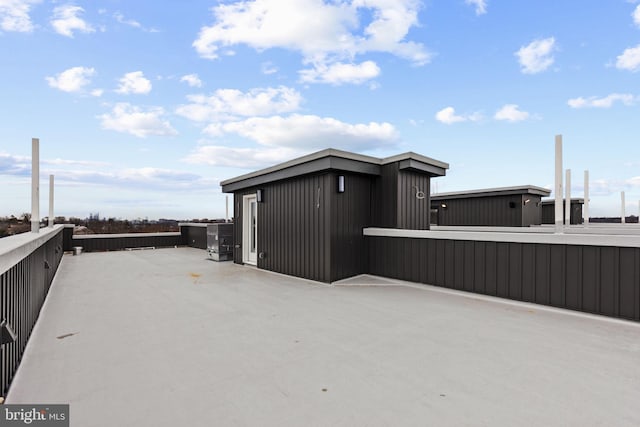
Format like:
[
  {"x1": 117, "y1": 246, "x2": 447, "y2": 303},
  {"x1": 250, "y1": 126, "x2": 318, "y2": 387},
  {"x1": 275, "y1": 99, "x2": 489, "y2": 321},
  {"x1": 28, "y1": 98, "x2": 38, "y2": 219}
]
[{"x1": 243, "y1": 194, "x2": 258, "y2": 265}]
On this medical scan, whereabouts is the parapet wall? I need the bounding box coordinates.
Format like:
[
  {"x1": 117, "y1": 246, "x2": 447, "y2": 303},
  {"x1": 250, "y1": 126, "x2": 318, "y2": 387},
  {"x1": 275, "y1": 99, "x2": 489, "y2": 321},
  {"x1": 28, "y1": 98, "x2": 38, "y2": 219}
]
[
  {"x1": 0, "y1": 225, "x2": 65, "y2": 397},
  {"x1": 365, "y1": 227, "x2": 640, "y2": 322}
]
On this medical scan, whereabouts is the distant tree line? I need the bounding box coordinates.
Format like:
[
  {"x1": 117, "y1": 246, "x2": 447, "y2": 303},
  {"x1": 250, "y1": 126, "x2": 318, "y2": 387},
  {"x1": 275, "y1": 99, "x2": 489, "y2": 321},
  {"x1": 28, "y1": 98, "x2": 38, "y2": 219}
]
[
  {"x1": 0, "y1": 214, "x2": 227, "y2": 238},
  {"x1": 589, "y1": 215, "x2": 639, "y2": 224}
]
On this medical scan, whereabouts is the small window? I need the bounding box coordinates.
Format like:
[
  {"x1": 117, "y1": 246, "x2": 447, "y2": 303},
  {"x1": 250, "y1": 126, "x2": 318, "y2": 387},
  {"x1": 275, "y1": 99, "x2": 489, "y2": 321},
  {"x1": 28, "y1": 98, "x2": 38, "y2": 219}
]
[{"x1": 509, "y1": 201, "x2": 516, "y2": 208}]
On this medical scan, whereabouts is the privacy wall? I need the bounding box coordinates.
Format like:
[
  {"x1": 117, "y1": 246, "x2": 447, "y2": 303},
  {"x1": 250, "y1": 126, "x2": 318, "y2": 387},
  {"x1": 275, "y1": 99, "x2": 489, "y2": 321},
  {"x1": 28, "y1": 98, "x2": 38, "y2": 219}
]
[{"x1": 368, "y1": 235, "x2": 640, "y2": 322}]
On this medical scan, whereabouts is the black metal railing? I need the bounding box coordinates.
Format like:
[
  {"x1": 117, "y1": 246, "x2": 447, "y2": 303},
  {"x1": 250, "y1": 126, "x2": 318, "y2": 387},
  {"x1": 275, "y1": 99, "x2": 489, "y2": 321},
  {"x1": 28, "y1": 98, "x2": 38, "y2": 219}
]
[{"x1": 1, "y1": 227, "x2": 64, "y2": 398}]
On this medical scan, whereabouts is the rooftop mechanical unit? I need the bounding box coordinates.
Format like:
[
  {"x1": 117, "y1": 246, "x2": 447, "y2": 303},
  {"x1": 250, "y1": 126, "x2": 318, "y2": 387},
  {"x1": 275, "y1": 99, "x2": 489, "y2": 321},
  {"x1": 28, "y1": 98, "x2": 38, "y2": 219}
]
[{"x1": 207, "y1": 223, "x2": 234, "y2": 261}]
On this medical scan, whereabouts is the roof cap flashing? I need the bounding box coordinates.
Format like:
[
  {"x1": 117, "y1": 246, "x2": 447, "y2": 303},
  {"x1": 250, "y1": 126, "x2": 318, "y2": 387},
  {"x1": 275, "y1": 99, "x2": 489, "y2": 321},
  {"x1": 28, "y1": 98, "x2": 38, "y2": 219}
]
[{"x1": 220, "y1": 148, "x2": 449, "y2": 190}]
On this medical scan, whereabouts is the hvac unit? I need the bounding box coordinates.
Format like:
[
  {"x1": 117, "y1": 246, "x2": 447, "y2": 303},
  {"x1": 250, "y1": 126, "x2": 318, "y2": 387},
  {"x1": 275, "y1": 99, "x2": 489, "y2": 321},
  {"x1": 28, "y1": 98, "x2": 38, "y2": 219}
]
[{"x1": 207, "y1": 223, "x2": 234, "y2": 261}]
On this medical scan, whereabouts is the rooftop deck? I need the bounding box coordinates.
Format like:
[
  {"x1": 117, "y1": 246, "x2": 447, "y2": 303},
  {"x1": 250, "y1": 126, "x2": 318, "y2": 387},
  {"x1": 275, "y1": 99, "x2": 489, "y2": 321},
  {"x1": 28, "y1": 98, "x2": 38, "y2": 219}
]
[{"x1": 6, "y1": 247, "x2": 640, "y2": 426}]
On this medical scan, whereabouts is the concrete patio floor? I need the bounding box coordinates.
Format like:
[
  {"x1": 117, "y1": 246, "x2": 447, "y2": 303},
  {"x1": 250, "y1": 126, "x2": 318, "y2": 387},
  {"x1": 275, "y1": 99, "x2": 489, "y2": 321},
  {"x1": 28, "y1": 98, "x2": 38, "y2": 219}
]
[{"x1": 6, "y1": 247, "x2": 640, "y2": 426}]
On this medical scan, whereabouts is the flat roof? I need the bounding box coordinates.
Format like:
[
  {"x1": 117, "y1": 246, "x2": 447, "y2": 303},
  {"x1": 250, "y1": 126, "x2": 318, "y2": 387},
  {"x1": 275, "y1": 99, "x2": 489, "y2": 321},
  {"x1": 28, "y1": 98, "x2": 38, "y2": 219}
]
[
  {"x1": 430, "y1": 185, "x2": 551, "y2": 200},
  {"x1": 221, "y1": 148, "x2": 449, "y2": 192},
  {"x1": 7, "y1": 248, "x2": 640, "y2": 426}
]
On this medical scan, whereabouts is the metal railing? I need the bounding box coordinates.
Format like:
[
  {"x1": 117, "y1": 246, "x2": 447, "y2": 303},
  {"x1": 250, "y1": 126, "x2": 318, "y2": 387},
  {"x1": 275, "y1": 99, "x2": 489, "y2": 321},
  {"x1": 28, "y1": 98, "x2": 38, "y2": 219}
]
[{"x1": 1, "y1": 226, "x2": 65, "y2": 398}]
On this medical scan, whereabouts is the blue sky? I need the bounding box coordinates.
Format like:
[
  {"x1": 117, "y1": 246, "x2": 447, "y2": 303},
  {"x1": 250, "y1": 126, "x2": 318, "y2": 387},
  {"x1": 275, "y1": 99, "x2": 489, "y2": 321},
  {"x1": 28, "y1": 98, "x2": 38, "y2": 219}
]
[{"x1": 1, "y1": 0, "x2": 639, "y2": 220}]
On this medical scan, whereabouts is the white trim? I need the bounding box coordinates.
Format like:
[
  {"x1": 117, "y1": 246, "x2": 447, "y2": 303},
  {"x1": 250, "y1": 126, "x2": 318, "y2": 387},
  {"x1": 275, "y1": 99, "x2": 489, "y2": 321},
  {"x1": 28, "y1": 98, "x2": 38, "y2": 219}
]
[
  {"x1": 363, "y1": 227, "x2": 640, "y2": 248},
  {"x1": 220, "y1": 148, "x2": 449, "y2": 187},
  {"x1": 242, "y1": 194, "x2": 258, "y2": 265}
]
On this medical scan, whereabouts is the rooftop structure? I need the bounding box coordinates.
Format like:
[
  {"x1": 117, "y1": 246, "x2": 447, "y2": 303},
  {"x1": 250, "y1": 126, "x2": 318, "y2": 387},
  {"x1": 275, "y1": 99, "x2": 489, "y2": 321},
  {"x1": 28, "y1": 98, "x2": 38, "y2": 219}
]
[
  {"x1": 430, "y1": 185, "x2": 551, "y2": 227},
  {"x1": 541, "y1": 198, "x2": 585, "y2": 225},
  {"x1": 431, "y1": 185, "x2": 551, "y2": 200},
  {"x1": 6, "y1": 247, "x2": 640, "y2": 426},
  {"x1": 221, "y1": 149, "x2": 449, "y2": 283}
]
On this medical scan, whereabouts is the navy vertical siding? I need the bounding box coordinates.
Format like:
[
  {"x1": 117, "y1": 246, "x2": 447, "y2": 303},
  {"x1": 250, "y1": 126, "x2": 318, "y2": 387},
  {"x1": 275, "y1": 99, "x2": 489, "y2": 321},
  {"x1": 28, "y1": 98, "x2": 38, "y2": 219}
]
[
  {"x1": 372, "y1": 165, "x2": 432, "y2": 230},
  {"x1": 368, "y1": 236, "x2": 640, "y2": 322},
  {"x1": 397, "y1": 170, "x2": 431, "y2": 230},
  {"x1": 235, "y1": 174, "x2": 332, "y2": 282},
  {"x1": 521, "y1": 195, "x2": 544, "y2": 226},
  {"x1": 71, "y1": 233, "x2": 183, "y2": 252},
  {"x1": 435, "y1": 195, "x2": 525, "y2": 226},
  {"x1": 234, "y1": 172, "x2": 373, "y2": 282},
  {"x1": 330, "y1": 172, "x2": 371, "y2": 282},
  {"x1": 371, "y1": 164, "x2": 398, "y2": 228},
  {"x1": 542, "y1": 201, "x2": 584, "y2": 224}
]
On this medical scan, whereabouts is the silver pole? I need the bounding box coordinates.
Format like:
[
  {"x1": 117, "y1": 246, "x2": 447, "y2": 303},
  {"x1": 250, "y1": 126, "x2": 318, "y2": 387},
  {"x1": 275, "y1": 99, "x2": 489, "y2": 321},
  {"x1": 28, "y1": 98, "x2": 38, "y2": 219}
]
[
  {"x1": 583, "y1": 170, "x2": 589, "y2": 227},
  {"x1": 31, "y1": 138, "x2": 40, "y2": 233},
  {"x1": 565, "y1": 169, "x2": 571, "y2": 226},
  {"x1": 554, "y1": 135, "x2": 563, "y2": 233},
  {"x1": 49, "y1": 175, "x2": 54, "y2": 227},
  {"x1": 621, "y1": 191, "x2": 626, "y2": 224},
  {"x1": 225, "y1": 195, "x2": 229, "y2": 222}
]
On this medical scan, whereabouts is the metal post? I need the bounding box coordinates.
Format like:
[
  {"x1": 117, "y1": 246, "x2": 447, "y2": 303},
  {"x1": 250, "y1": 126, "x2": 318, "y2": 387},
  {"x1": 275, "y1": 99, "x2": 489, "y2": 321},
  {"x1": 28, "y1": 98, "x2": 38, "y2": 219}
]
[
  {"x1": 225, "y1": 195, "x2": 229, "y2": 222},
  {"x1": 584, "y1": 170, "x2": 589, "y2": 227},
  {"x1": 31, "y1": 138, "x2": 40, "y2": 233},
  {"x1": 554, "y1": 135, "x2": 563, "y2": 233},
  {"x1": 621, "y1": 191, "x2": 626, "y2": 224},
  {"x1": 49, "y1": 175, "x2": 54, "y2": 227},
  {"x1": 565, "y1": 169, "x2": 571, "y2": 226}
]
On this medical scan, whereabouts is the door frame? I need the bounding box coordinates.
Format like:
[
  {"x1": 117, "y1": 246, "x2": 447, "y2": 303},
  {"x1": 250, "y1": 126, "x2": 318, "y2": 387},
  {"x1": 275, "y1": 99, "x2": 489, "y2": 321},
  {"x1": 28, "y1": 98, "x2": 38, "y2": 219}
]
[{"x1": 242, "y1": 194, "x2": 258, "y2": 265}]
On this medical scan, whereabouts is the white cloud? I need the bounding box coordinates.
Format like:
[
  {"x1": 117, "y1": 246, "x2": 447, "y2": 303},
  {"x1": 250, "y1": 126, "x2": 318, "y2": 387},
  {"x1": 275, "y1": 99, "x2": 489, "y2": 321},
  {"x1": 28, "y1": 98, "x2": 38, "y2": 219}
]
[
  {"x1": 435, "y1": 107, "x2": 482, "y2": 124},
  {"x1": 184, "y1": 145, "x2": 302, "y2": 169},
  {"x1": 588, "y1": 179, "x2": 619, "y2": 197},
  {"x1": 192, "y1": 0, "x2": 430, "y2": 69},
  {"x1": 2, "y1": 150, "x2": 215, "y2": 192},
  {"x1": 0, "y1": 151, "x2": 30, "y2": 176},
  {"x1": 633, "y1": 5, "x2": 640, "y2": 27},
  {"x1": 299, "y1": 60, "x2": 380, "y2": 85},
  {"x1": 515, "y1": 37, "x2": 556, "y2": 74},
  {"x1": 90, "y1": 88, "x2": 104, "y2": 97},
  {"x1": 435, "y1": 107, "x2": 465, "y2": 124},
  {"x1": 50, "y1": 4, "x2": 94, "y2": 37},
  {"x1": 116, "y1": 71, "x2": 152, "y2": 94},
  {"x1": 43, "y1": 158, "x2": 109, "y2": 167},
  {"x1": 45, "y1": 66, "x2": 95, "y2": 93},
  {"x1": 55, "y1": 166, "x2": 214, "y2": 191},
  {"x1": 0, "y1": 0, "x2": 40, "y2": 32},
  {"x1": 176, "y1": 86, "x2": 302, "y2": 122},
  {"x1": 180, "y1": 74, "x2": 203, "y2": 88},
  {"x1": 615, "y1": 44, "x2": 640, "y2": 72},
  {"x1": 202, "y1": 114, "x2": 398, "y2": 151},
  {"x1": 98, "y1": 103, "x2": 177, "y2": 138},
  {"x1": 113, "y1": 11, "x2": 158, "y2": 33},
  {"x1": 113, "y1": 11, "x2": 141, "y2": 29},
  {"x1": 494, "y1": 104, "x2": 530, "y2": 122},
  {"x1": 261, "y1": 61, "x2": 278, "y2": 75},
  {"x1": 567, "y1": 93, "x2": 635, "y2": 109},
  {"x1": 465, "y1": 0, "x2": 487, "y2": 15}
]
